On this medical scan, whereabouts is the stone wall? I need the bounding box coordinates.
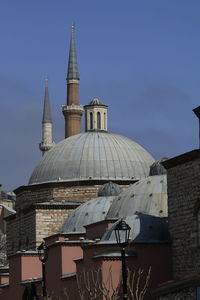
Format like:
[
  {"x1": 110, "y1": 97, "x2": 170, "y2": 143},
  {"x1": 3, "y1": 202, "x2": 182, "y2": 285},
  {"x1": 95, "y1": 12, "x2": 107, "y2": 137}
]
[
  {"x1": 7, "y1": 182, "x2": 129, "y2": 256},
  {"x1": 7, "y1": 182, "x2": 104, "y2": 255},
  {"x1": 15, "y1": 184, "x2": 102, "y2": 211},
  {"x1": 6, "y1": 210, "x2": 36, "y2": 256},
  {"x1": 6, "y1": 204, "x2": 77, "y2": 256},
  {"x1": 163, "y1": 150, "x2": 200, "y2": 277},
  {"x1": 35, "y1": 207, "x2": 73, "y2": 247},
  {"x1": 159, "y1": 287, "x2": 196, "y2": 300}
]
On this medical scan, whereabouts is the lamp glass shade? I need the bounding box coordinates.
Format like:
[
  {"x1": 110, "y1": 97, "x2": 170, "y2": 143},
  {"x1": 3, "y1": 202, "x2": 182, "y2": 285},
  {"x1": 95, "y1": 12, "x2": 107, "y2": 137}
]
[{"x1": 114, "y1": 219, "x2": 131, "y2": 245}]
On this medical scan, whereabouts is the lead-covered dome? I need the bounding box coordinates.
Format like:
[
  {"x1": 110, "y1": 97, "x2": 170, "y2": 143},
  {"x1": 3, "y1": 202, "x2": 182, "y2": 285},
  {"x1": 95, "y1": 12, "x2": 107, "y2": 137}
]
[
  {"x1": 106, "y1": 174, "x2": 168, "y2": 219},
  {"x1": 60, "y1": 196, "x2": 115, "y2": 233},
  {"x1": 29, "y1": 132, "x2": 154, "y2": 185},
  {"x1": 101, "y1": 214, "x2": 170, "y2": 244}
]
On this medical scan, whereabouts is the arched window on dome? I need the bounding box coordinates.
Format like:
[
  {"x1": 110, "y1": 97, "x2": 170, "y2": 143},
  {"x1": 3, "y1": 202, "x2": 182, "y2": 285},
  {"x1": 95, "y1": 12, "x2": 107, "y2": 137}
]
[
  {"x1": 97, "y1": 112, "x2": 101, "y2": 130},
  {"x1": 90, "y1": 112, "x2": 93, "y2": 130},
  {"x1": 104, "y1": 112, "x2": 106, "y2": 130}
]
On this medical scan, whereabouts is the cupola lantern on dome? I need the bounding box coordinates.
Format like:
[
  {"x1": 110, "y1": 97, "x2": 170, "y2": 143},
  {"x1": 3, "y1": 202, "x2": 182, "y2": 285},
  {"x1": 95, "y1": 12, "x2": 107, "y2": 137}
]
[{"x1": 84, "y1": 98, "x2": 108, "y2": 132}]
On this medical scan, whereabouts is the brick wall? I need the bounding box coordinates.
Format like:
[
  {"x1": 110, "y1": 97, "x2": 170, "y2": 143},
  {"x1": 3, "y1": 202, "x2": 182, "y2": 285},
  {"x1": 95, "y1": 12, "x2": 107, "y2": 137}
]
[{"x1": 163, "y1": 150, "x2": 200, "y2": 277}]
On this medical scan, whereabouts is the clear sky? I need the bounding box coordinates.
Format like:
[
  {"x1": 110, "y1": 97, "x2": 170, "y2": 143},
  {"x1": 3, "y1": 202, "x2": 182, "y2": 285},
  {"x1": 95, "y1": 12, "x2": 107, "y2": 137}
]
[{"x1": 1, "y1": 0, "x2": 200, "y2": 190}]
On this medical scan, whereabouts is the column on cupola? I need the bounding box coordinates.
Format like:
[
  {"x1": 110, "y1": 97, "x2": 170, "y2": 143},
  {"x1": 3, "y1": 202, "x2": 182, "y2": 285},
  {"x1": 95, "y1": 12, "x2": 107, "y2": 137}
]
[
  {"x1": 84, "y1": 98, "x2": 108, "y2": 132},
  {"x1": 39, "y1": 78, "x2": 55, "y2": 155},
  {"x1": 62, "y1": 24, "x2": 83, "y2": 138}
]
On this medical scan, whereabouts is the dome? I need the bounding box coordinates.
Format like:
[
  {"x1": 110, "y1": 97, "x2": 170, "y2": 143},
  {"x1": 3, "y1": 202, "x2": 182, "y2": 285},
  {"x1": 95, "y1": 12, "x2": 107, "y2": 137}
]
[
  {"x1": 60, "y1": 196, "x2": 115, "y2": 233},
  {"x1": 101, "y1": 214, "x2": 170, "y2": 244},
  {"x1": 98, "y1": 182, "x2": 122, "y2": 197},
  {"x1": 88, "y1": 98, "x2": 105, "y2": 106},
  {"x1": 60, "y1": 175, "x2": 167, "y2": 235},
  {"x1": 106, "y1": 174, "x2": 167, "y2": 219},
  {"x1": 149, "y1": 159, "x2": 167, "y2": 176},
  {"x1": 29, "y1": 132, "x2": 154, "y2": 185}
]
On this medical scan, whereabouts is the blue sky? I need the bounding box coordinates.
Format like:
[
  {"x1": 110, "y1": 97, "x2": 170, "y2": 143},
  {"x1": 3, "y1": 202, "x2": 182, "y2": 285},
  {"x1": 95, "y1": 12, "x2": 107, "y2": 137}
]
[{"x1": 1, "y1": 0, "x2": 200, "y2": 190}]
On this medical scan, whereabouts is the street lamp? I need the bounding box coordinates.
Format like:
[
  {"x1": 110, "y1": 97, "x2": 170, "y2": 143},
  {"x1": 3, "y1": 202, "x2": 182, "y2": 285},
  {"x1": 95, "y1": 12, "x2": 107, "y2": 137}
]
[
  {"x1": 114, "y1": 219, "x2": 131, "y2": 300},
  {"x1": 37, "y1": 241, "x2": 48, "y2": 299}
]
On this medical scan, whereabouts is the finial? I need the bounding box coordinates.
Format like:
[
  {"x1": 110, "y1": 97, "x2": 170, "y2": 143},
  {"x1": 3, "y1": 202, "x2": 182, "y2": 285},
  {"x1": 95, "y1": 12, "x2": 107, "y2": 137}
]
[
  {"x1": 71, "y1": 23, "x2": 75, "y2": 33},
  {"x1": 45, "y1": 77, "x2": 48, "y2": 88}
]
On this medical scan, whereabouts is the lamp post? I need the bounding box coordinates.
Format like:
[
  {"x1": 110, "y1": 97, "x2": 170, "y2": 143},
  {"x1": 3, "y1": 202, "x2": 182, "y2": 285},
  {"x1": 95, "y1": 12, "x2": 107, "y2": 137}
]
[
  {"x1": 114, "y1": 219, "x2": 131, "y2": 300},
  {"x1": 37, "y1": 241, "x2": 48, "y2": 299}
]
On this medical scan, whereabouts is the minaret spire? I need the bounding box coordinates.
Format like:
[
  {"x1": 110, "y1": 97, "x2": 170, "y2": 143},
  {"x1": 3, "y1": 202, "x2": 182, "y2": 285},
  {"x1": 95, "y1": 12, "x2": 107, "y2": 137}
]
[
  {"x1": 67, "y1": 24, "x2": 79, "y2": 80},
  {"x1": 42, "y1": 78, "x2": 52, "y2": 123},
  {"x1": 39, "y1": 78, "x2": 55, "y2": 155},
  {"x1": 62, "y1": 24, "x2": 83, "y2": 138}
]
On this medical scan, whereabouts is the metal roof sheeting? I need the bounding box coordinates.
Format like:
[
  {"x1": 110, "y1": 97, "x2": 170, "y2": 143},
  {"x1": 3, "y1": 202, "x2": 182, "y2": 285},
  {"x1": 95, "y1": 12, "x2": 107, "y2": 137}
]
[
  {"x1": 60, "y1": 196, "x2": 115, "y2": 233},
  {"x1": 101, "y1": 214, "x2": 170, "y2": 244},
  {"x1": 98, "y1": 182, "x2": 122, "y2": 197},
  {"x1": 42, "y1": 79, "x2": 52, "y2": 123},
  {"x1": 29, "y1": 132, "x2": 154, "y2": 185},
  {"x1": 106, "y1": 174, "x2": 168, "y2": 219},
  {"x1": 67, "y1": 24, "x2": 79, "y2": 80}
]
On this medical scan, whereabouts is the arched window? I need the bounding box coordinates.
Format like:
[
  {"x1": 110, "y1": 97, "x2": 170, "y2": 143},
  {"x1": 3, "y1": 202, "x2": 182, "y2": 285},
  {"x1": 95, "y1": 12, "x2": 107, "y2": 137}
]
[
  {"x1": 97, "y1": 112, "x2": 101, "y2": 130},
  {"x1": 90, "y1": 112, "x2": 93, "y2": 130},
  {"x1": 104, "y1": 112, "x2": 106, "y2": 130}
]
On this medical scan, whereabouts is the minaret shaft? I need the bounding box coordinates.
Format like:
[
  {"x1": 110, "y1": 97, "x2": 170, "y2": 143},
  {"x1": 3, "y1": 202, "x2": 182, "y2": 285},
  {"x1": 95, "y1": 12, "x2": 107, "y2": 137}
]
[
  {"x1": 62, "y1": 25, "x2": 83, "y2": 139},
  {"x1": 67, "y1": 82, "x2": 79, "y2": 105}
]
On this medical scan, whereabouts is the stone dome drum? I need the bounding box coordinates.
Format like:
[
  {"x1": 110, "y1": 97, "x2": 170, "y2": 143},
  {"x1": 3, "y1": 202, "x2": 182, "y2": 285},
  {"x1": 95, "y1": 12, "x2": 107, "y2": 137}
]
[{"x1": 29, "y1": 132, "x2": 154, "y2": 185}]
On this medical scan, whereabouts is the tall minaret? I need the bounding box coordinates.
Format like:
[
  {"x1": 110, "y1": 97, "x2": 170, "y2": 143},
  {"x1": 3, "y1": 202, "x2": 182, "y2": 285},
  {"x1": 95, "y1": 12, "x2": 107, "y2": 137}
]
[
  {"x1": 62, "y1": 24, "x2": 83, "y2": 138},
  {"x1": 39, "y1": 78, "x2": 54, "y2": 155}
]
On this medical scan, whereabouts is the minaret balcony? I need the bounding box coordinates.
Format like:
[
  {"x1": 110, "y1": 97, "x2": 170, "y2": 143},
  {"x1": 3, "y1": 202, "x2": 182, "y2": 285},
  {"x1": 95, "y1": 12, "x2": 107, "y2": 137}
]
[
  {"x1": 39, "y1": 142, "x2": 54, "y2": 152},
  {"x1": 62, "y1": 104, "x2": 83, "y2": 114}
]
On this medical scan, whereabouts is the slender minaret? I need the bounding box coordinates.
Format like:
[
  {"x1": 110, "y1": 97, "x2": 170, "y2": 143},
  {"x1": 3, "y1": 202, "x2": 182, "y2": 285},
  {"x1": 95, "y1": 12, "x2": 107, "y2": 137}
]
[
  {"x1": 39, "y1": 78, "x2": 54, "y2": 155},
  {"x1": 62, "y1": 24, "x2": 83, "y2": 138}
]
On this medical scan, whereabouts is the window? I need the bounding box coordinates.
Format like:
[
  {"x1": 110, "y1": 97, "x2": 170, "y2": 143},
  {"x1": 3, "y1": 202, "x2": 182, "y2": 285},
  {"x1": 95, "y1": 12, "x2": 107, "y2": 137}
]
[
  {"x1": 97, "y1": 112, "x2": 101, "y2": 130},
  {"x1": 90, "y1": 112, "x2": 93, "y2": 130},
  {"x1": 104, "y1": 112, "x2": 106, "y2": 130}
]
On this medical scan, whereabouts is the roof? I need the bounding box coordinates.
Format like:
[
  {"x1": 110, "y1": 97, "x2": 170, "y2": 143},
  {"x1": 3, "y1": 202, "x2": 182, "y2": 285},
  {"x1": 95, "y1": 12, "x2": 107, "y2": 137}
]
[
  {"x1": 0, "y1": 203, "x2": 16, "y2": 214},
  {"x1": 100, "y1": 214, "x2": 170, "y2": 244},
  {"x1": 29, "y1": 132, "x2": 154, "y2": 185},
  {"x1": 98, "y1": 182, "x2": 121, "y2": 197},
  {"x1": 60, "y1": 196, "x2": 115, "y2": 233},
  {"x1": 42, "y1": 79, "x2": 52, "y2": 123},
  {"x1": 106, "y1": 174, "x2": 168, "y2": 220},
  {"x1": 88, "y1": 98, "x2": 105, "y2": 106},
  {"x1": 60, "y1": 174, "x2": 167, "y2": 235},
  {"x1": 67, "y1": 24, "x2": 79, "y2": 80},
  {"x1": 149, "y1": 159, "x2": 167, "y2": 176},
  {"x1": 152, "y1": 274, "x2": 200, "y2": 297}
]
